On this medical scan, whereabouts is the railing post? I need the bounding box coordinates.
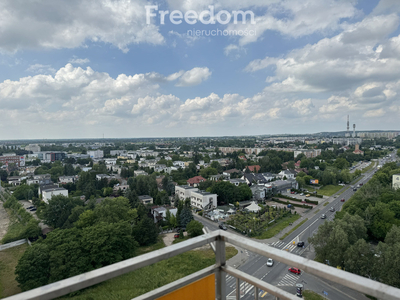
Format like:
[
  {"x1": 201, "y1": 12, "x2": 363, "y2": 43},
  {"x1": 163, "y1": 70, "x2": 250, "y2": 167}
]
[
  {"x1": 236, "y1": 278, "x2": 240, "y2": 300},
  {"x1": 254, "y1": 286, "x2": 259, "y2": 300},
  {"x1": 216, "y1": 235, "x2": 226, "y2": 300}
]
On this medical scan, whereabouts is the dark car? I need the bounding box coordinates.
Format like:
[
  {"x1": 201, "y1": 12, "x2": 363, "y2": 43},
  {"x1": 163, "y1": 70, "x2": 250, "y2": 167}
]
[
  {"x1": 297, "y1": 241, "x2": 304, "y2": 247},
  {"x1": 340, "y1": 198, "x2": 345, "y2": 202},
  {"x1": 330, "y1": 207, "x2": 335, "y2": 212},
  {"x1": 174, "y1": 233, "x2": 179, "y2": 239},
  {"x1": 353, "y1": 188, "x2": 357, "y2": 191},
  {"x1": 219, "y1": 223, "x2": 227, "y2": 230},
  {"x1": 288, "y1": 267, "x2": 301, "y2": 275},
  {"x1": 321, "y1": 214, "x2": 326, "y2": 219},
  {"x1": 30, "y1": 208, "x2": 37, "y2": 211},
  {"x1": 26, "y1": 206, "x2": 33, "y2": 209}
]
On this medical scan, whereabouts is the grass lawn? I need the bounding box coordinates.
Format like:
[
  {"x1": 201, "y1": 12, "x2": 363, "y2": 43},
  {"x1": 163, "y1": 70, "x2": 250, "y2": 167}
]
[
  {"x1": 303, "y1": 290, "x2": 326, "y2": 300},
  {"x1": 172, "y1": 235, "x2": 190, "y2": 244},
  {"x1": 314, "y1": 185, "x2": 343, "y2": 196},
  {"x1": 255, "y1": 214, "x2": 301, "y2": 239},
  {"x1": 323, "y1": 202, "x2": 329, "y2": 206},
  {"x1": 62, "y1": 246, "x2": 238, "y2": 300},
  {"x1": 0, "y1": 243, "x2": 28, "y2": 298}
]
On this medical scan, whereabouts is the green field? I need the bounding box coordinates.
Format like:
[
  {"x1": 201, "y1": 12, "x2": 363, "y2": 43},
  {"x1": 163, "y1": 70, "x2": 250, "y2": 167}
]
[
  {"x1": 62, "y1": 247, "x2": 238, "y2": 300},
  {"x1": 0, "y1": 243, "x2": 28, "y2": 298},
  {"x1": 255, "y1": 214, "x2": 301, "y2": 239},
  {"x1": 307, "y1": 185, "x2": 343, "y2": 196}
]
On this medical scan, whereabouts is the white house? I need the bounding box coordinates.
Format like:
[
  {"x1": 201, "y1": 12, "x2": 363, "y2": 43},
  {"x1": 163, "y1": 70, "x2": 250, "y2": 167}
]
[
  {"x1": 278, "y1": 170, "x2": 295, "y2": 179},
  {"x1": 173, "y1": 161, "x2": 186, "y2": 168},
  {"x1": 151, "y1": 206, "x2": 177, "y2": 223},
  {"x1": 190, "y1": 190, "x2": 217, "y2": 210},
  {"x1": 58, "y1": 176, "x2": 77, "y2": 184},
  {"x1": 175, "y1": 185, "x2": 198, "y2": 200},
  {"x1": 42, "y1": 187, "x2": 68, "y2": 204}
]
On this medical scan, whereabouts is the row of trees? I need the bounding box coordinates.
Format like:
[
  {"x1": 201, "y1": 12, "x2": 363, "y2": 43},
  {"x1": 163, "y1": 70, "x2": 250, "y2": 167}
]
[{"x1": 309, "y1": 161, "x2": 400, "y2": 288}]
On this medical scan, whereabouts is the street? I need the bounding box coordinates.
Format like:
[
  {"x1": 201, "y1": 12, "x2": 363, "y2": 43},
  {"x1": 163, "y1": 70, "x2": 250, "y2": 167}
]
[{"x1": 194, "y1": 153, "x2": 396, "y2": 299}]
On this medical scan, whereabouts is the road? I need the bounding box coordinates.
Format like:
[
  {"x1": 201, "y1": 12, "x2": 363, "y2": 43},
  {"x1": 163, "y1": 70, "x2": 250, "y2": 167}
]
[{"x1": 195, "y1": 151, "x2": 397, "y2": 299}]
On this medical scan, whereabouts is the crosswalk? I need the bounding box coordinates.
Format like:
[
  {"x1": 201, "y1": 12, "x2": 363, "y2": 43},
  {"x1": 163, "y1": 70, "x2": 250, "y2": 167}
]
[
  {"x1": 268, "y1": 240, "x2": 305, "y2": 254},
  {"x1": 277, "y1": 273, "x2": 301, "y2": 286},
  {"x1": 227, "y1": 281, "x2": 267, "y2": 299}
]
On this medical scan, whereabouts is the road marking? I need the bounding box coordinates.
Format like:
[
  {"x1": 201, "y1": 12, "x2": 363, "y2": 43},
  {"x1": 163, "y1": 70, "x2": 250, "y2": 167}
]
[
  {"x1": 277, "y1": 273, "x2": 301, "y2": 286},
  {"x1": 261, "y1": 291, "x2": 268, "y2": 297}
]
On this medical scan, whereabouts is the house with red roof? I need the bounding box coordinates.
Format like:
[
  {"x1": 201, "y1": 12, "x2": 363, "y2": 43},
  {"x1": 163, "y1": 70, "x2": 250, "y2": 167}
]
[
  {"x1": 245, "y1": 165, "x2": 261, "y2": 173},
  {"x1": 187, "y1": 176, "x2": 206, "y2": 187}
]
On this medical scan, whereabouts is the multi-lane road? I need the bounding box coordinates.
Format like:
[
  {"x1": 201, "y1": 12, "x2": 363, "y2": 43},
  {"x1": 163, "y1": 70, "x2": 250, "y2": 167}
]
[{"x1": 196, "y1": 152, "x2": 397, "y2": 299}]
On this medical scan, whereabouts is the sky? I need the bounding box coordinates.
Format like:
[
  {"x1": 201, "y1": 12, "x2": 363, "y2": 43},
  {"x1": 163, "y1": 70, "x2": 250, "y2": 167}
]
[{"x1": 0, "y1": 0, "x2": 400, "y2": 139}]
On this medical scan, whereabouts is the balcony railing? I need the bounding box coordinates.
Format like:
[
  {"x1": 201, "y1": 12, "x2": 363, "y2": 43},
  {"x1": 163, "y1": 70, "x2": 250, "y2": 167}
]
[{"x1": 4, "y1": 230, "x2": 400, "y2": 300}]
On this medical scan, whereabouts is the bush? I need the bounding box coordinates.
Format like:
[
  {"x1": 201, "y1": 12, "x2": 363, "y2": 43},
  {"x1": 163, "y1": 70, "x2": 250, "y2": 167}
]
[{"x1": 186, "y1": 220, "x2": 204, "y2": 238}]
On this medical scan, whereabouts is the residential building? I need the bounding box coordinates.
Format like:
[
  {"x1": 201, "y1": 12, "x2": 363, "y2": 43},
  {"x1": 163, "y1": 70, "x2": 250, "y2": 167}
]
[
  {"x1": 96, "y1": 174, "x2": 110, "y2": 181},
  {"x1": 58, "y1": 176, "x2": 77, "y2": 184},
  {"x1": 278, "y1": 170, "x2": 295, "y2": 179},
  {"x1": 175, "y1": 185, "x2": 198, "y2": 200},
  {"x1": 250, "y1": 185, "x2": 266, "y2": 200},
  {"x1": 110, "y1": 150, "x2": 127, "y2": 156},
  {"x1": 223, "y1": 169, "x2": 241, "y2": 177},
  {"x1": 187, "y1": 176, "x2": 206, "y2": 187},
  {"x1": 0, "y1": 155, "x2": 25, "y2": 167},
  {"x1": 45, "y1": 152, "x2": 66, "y2": 162},
  {"x1": 228, "y1": 178, "x2": 247, "y2": 186},
  {"x1": 88, "y1": 150, "x2": 104, "y2": 159},
  {"x1": 27, "y1": 174, "x2": 52, "y2": 185},
  {"x1": 25, "y1": 144, "x2": 41, "y2": 152},
  {"x1": 393, "y1": 174, "x2": 400, "y2": 190},
  {"x1": 7, "y1": 176, "x2": 21, "y2": 186},
  {"x1": 209, "y1": 174, "x2": 229, "y2": 181},
  {"x1": 242, "y1": 173, "x2": 268, "y2": 185},
  {"x1": 173, "y1": 161, "x2": 186, "y2": 168},
  {"x1": 244, "y1": 165, "x2": 261, "y2": 173},
  {"x1": 261, "y1": 172, "x2": 276, "y2": 181},
  {"x1": 269, "y1": 179, "x2": 298, "y2": 194},
  {"x1": 134, "y1": 170, "x2": 148, "y2": 177},
  {"x1": 138, "y1": 195, "x2": 153, "y2": 205},
  {"x1": 42, "y1": 187, "x2": 69, "y2": 204},
  {"x1": 219, "y1": 147, "x2": 264, "y2": 155},
  {"x1": 190, "y1": 190, "x2": 217, "y2": 210},
  {"x1": 151, "y1": 206, "x2": 177, "y2": 223},
  {"x1": 39, "y1": 184, "x2": 59, "y2": 195},
  {"x1": 293, "y1": 149, "x2": 322, "y2": 159},
  {"x1": 113, "y1": 184, "x2": 129, "y2": 193}
]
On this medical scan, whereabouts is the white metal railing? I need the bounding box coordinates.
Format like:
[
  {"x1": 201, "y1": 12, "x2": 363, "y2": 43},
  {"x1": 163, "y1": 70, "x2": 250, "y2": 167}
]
[{"x1": 3, "y1": 230, "x2": 400, "y2": 300}]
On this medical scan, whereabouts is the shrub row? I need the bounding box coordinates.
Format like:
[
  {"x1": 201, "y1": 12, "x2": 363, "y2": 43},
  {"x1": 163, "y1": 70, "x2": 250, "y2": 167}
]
[
  {"x1": 271, "y1": 198, "x2": 313, "y2": 209},
  {"x1": 277, "y1": 193, "x2": 319, "y2": 205}
]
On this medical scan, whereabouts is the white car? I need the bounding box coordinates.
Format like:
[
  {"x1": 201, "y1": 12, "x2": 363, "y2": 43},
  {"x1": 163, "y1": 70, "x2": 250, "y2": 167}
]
[{"x1": 267, "y1": 258, "x2": 274, "y2": 267}]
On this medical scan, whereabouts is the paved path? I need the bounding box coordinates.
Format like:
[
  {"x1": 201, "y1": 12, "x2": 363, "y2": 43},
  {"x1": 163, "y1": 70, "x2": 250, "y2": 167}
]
[
  {"x1": 0, "y1": 197, "x2": 10, "y2": 244},
  {"x1": 0, "y1": 239, "x2": 27, "y2": 251}
]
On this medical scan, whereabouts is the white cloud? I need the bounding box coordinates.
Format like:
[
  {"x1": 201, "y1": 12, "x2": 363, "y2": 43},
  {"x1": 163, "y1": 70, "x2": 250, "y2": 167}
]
[
  {"x1": 176, "y1": 67, "x2": 212, "y2": 86},
  {"x1": 69, "y1": 58, "x2": 90, "y2": 65},
  {"x1": 363, "y1": 109, "x2": 385, "y2": 118},
  {"x1": 26, "y1": 64, "x2": 56, "y2": 74},
  {"x1": 0, "y1": 0, "x2": 164, "y2": 53}
]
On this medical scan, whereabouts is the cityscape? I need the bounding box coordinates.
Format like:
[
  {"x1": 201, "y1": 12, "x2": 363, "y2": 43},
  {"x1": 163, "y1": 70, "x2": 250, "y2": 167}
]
[{"x1": 1, "y1": 1, "x2": 400, "y2": 300}]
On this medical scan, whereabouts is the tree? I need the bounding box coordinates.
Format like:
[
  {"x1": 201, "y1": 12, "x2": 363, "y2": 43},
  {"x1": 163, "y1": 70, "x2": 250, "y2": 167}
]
[
  {"x1": 186, "y1": 220, "x2": 203, "y2": 237},
  {"x1": 42, "y1": 195, "x2": 84, "y2": 229},
  {"x1": 133, "y1": 216, "x2": 158, "y2": 246},
  {"x1": 180, "y1": 207, "x2": 193, "y2": 228},
  {"x1": 15, "y1": 243, "x2": 50, "y2": 291}
]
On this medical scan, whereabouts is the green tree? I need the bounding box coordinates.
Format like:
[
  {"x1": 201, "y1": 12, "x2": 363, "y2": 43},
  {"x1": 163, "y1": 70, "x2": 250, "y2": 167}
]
[
  {"x1": 180, "y1": 207, "x2": 194, "y2": 228},
  {"x1": 42, "y1": 195, "x2": 84, "y2": 229},
  {"x1": 132, "y1": 216, "x2": 158, "y2": 246},
  {"x1": 186, "y1": 220, "x2": 204, "y2": 237}
]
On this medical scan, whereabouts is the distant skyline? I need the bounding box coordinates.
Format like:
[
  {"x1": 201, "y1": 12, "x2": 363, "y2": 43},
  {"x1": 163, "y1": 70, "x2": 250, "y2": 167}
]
[{"x1": 1, "y1": 0, "x2": 400, "y2": 139}]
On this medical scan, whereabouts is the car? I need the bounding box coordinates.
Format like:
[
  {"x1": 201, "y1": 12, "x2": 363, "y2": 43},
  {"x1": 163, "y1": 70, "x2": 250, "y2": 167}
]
[
  {"x1": 219, "y1": 223, "x2": 227, "y2": 230},
  {"x1": 330, "y1": 207, "x2": 335, "y2": 212},
  {"x1": 340, "y1": 198, "x2": 345, "y2": 202},
  {"x1": 353, "y1": 188, "x2": 357, "y2": 191},
  {"x1": 297, "y1": 241, "x2": 304, "y2": 247},
  {"x1": 299, "y1": 193, "x2": 304, "y2": 196},
  {"x1": 26, "y1": 206, "x2": 33, "y2": 209},
  {"x1": 306, "y1": 194, "x2": 310, "y2": 197},
  {"x1": 174, "y1": 233, "x2": 180, "y2": 238},
  {"x1": 291, "y1": 191, "x2": 295, "y2": 194},
  {"x1": 288, "y1": 267, "x2": 301, "y2": 274},
  {"x1": 321, "y1": 214, "x2": 326, "y2": 219},
  {"x1": 360, "y1": 183, "x2": 363, "y2": 186},
  {"x1": 30, "y1": 208, "x2": 37, "y2": 211},
  {"x1": 267, "y1": 258, "x2": 274, "y2": 267}
]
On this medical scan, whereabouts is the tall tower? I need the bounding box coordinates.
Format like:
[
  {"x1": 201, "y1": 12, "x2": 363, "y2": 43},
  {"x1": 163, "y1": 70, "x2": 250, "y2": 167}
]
[
  {"x1": 353, "y1": 124, "x2": 356, "y2": 138},
  {"x1": 345, "y1": 115, "x2": 350, "y2": 137}
]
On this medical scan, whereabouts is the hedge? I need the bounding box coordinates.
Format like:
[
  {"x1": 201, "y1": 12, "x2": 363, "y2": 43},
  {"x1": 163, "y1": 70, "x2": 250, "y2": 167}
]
[
  {"x1": 270, "y1": 198, "x2": 313, "y2": 209},
  {"x1": 277, "y1": 193, "x2": 318, "y2": 205}
]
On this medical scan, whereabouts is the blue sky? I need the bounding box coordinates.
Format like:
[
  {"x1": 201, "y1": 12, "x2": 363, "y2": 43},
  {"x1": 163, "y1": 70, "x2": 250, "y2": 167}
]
[{"x1": 0, "y1": 0, "x2": 399, "y2": 139}]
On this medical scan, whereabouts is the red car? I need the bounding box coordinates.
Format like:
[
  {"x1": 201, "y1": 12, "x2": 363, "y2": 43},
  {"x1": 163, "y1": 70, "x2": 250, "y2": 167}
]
[
  {"x1": 174, "y1": 233, "x2": 180, "y2": 238},
  {"x1": 288, "y1": 267, "x2": 301, "y2": 275},
  {"x1": 291, "y1": 191, "x2": 295, "y2": 194},
  {"x1": 341, "y1": 198, "x2": 345, "y2": 202}
]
